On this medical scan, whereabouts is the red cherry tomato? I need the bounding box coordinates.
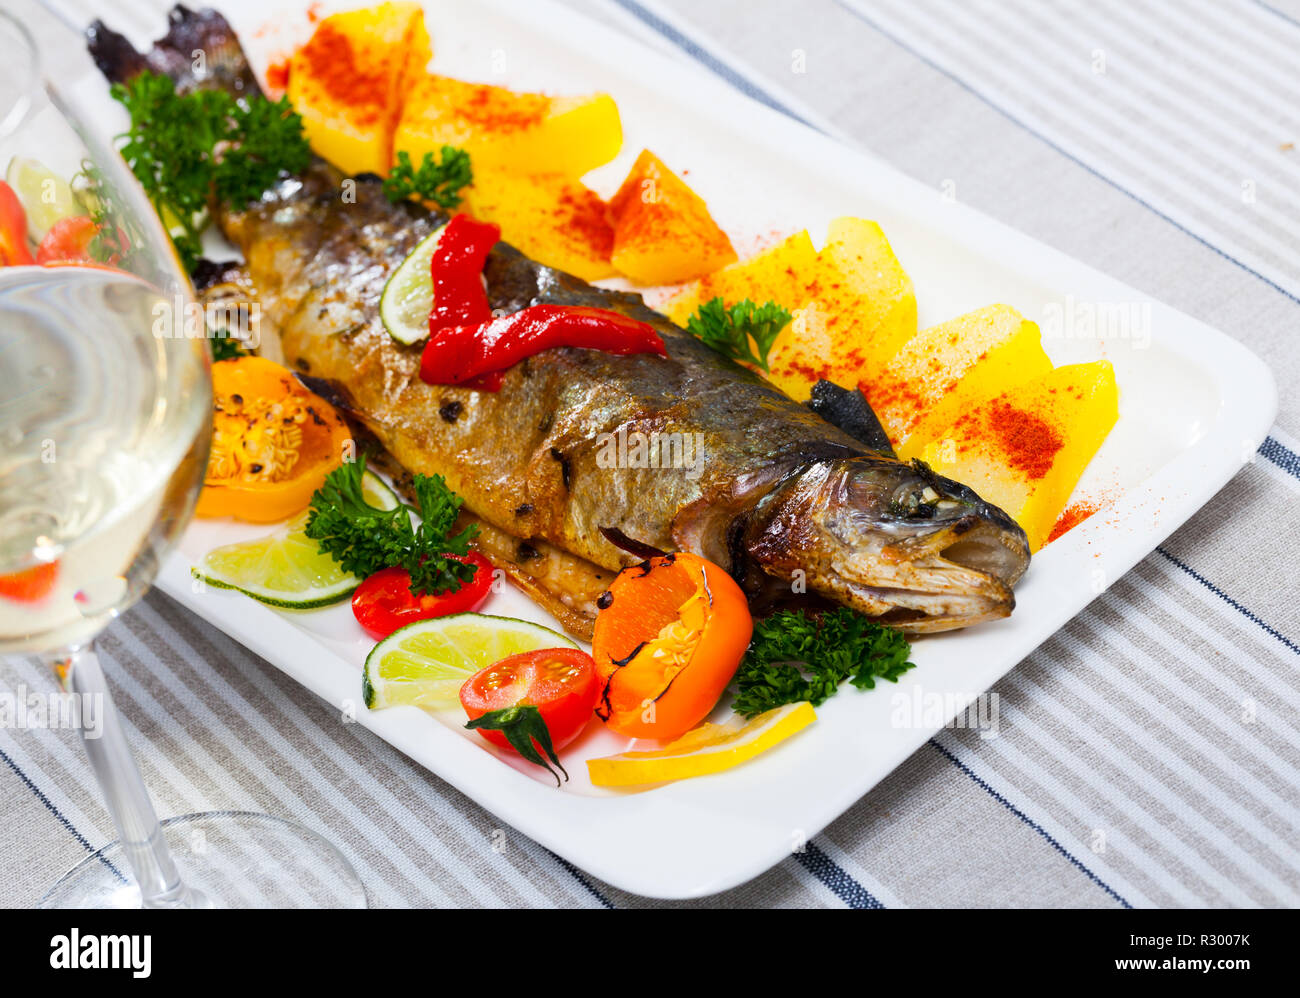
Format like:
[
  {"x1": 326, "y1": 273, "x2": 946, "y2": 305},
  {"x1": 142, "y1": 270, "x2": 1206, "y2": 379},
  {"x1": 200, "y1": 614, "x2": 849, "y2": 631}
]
[
  {"x1": 350, "y1": 553, "x2": 493, "y2": 639},
  {"x1": 460, "y1": 647, "x2": 599, "y2": 753},
  {"x1": 0, "y1": 561, "x2": 57, "y2": 602},
  {"x1": 36, "y1": 216, "x2": 100, "y2": 265},
  {"x1": 0, "y1": 181, "x2": 34, "y2": 266}
]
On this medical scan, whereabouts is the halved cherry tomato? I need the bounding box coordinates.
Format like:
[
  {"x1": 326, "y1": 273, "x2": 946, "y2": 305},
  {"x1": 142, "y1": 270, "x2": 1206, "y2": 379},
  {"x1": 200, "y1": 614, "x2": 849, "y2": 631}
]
[
  {"x1": 0, "y1": 561, "x2": 57, "y2": 602},
  {"x1": 460, "y1": 647, "x2": 599, "y2": 754},
  {"x1": 195, "y1": 356, "x2": 352, "y2": 523},
  {"x1": 35, "y1": 215, "x2": 99, "y2": 265},
  {"x1": 0, "y1": 181, "x2": 34, "y2": 265},
  {"x1": 351, "y1": 554, "x2": 493, "y2": 639},
  {"x1": 591, "y1": 552, "x2": 752, "y2": 741}
]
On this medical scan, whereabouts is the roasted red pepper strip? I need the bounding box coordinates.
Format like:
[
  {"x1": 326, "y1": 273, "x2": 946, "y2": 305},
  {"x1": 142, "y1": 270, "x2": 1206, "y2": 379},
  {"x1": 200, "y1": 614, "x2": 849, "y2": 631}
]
[
  {"x1": 429, "y1": 214, "x2": 499, "y2": 334},
  {"x1": 420, "y1": 304, "x2": 667, "y2": 389}
]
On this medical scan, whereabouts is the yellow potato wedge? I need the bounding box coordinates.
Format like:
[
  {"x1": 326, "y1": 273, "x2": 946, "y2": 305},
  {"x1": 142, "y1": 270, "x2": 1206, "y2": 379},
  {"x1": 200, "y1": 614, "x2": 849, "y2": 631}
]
[
  {"x1": 287, "y1": 1, "x2": 430, "y2": 176},
  {"x1": 912, "y1": 361, "x2": 1119, "y2": 551},
  {"x1": 663, "y1": 219, "x2": 916, "y2": 400},
  {"x1": 394, "y1": 75, "x2": 622, "y2": 179},
  {"x1": 464, "y1": 168, "x2": 616, "y2": 283},
  {"x1": 871, "y1": 305, "x2": 1052, "y2": 450},
  {"x1": 662, "y1": 229, "x2": 818, "y2": 327}
]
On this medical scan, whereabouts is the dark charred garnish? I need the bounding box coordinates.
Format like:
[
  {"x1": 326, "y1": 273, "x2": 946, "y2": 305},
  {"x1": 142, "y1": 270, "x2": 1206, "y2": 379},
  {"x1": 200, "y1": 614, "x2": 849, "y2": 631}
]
[
  {"x1": 599, "y1": 526, "x2": 666, "y2": 560},
  {"x1": 514, "y1": 503, "x2": 533, "y2": 516},
  {"x1": 594, "y1": 641, "x2": 648, "y2": 722},
  {"x1": 596, "y1": 590, "x2": 613, "y2": 610},
  {"x1": 516, "y1": 542, "x2": 539, "y2": 561},
  {"x1": 439, "y1": 400, "x2": 463, "y2": 423},
  {"x1": 550, "y1": 447, "x2": 571, "y2": 491}
]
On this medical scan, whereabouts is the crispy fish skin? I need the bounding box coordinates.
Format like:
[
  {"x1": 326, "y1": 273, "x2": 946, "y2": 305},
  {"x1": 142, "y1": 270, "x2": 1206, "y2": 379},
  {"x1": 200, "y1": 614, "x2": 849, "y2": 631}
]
[{"x1": 91, "y1": 7, "x2": 1031, "y2": 634}]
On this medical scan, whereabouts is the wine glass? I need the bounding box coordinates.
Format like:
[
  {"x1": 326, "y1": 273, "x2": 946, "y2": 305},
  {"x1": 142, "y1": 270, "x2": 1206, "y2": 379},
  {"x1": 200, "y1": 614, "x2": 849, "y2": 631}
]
[{"x1": 0, "y1": 5, "x2": 367, "y2": 908}]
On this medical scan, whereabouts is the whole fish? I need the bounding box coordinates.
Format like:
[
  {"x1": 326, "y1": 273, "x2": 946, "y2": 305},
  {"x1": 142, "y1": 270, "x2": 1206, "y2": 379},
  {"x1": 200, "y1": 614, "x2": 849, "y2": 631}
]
[{"x1": 89, "y1": 6, "x2": 1030, "y2": 638}]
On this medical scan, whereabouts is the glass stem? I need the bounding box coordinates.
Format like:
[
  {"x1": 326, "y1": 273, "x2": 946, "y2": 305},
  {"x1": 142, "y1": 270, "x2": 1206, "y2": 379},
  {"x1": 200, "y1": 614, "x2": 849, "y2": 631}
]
[{"x1": 55, "y1": 644, "x2": 193, "y2": 908}]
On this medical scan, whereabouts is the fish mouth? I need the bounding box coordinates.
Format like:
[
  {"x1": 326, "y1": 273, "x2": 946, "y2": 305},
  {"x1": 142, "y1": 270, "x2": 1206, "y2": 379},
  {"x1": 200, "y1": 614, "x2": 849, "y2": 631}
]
[{"x1": 746, "y1": 458, "x2": 1031, "y2": 633}]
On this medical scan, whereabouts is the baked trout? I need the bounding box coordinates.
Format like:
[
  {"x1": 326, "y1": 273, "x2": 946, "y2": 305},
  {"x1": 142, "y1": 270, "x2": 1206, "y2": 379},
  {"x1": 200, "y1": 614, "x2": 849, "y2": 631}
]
[{"x1": 89, "y1": 6, "x2": 1030, "y2": 638}]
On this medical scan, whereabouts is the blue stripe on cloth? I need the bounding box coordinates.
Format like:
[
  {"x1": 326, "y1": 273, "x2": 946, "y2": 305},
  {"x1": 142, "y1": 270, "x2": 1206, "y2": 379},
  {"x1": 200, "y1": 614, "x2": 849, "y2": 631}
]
[
  {"x1": 1156, "y1": 548, "x2": 1300, "y2": 657},
  {"x1": 548, "y1": 850, "x2": 616, "y2": 908},
  {"x1": 609, "y1": 0, "x2": 818, "y2": 128},
  {"x1": 0, "y1": 744, "x2": 127, "y2": 884},
  {"x1": 795, "y1": 841, "x2": 886, "y2": 908},
  {"x1": 928, "y1": 739, "x2": 1133, "y2": 908},
  {"x1": 1259, "y1": 436, "x2": 1300, "y2": 483},
  {"x1": 1252, "y1": 0, "x2": 1300, "y2": 32},
  {"x1": 834, "y1": 0, "x2": 1300, "y2": 310}
]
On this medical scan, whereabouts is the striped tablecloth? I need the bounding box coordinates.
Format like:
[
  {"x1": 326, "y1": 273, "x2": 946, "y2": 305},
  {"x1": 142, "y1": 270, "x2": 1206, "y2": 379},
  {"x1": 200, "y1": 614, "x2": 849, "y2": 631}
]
[{"x1": 4, "y1": 0, "x2": 1297, "y2": 908}]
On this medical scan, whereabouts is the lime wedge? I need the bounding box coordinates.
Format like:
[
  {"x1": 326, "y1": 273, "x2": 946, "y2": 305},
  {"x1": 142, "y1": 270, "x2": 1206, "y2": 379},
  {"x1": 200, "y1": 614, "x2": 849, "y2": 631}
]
[
  {"x1": 380, "y1": 224, "x2": 445, "y2": 345},
  {"x1": 192, "y1": 469, "x2": 400, "y2": 609},
  {"x1": 6, "y1": 157, "x2": 80, "y2": 241},
  {"x1": 364, "y1": 613, "x2": 578, "y2": 711}
]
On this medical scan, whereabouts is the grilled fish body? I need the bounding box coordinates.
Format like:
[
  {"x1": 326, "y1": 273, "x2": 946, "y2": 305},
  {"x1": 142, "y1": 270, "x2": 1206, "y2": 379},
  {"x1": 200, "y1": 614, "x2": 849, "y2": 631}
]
[{"x1": 90, "y1": 7, "x2": 1030, "y2": 637}]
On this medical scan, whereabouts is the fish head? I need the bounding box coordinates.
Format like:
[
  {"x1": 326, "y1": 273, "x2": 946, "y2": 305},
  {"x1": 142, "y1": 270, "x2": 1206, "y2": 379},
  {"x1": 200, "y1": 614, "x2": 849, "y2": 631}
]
[{"x1": 746, "y1": 456, "x2": 1031, "y2": 632}]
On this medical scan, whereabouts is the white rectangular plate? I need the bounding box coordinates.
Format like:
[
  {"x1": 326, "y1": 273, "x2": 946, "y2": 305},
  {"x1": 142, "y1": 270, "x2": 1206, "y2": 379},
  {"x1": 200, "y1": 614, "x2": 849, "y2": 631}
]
[{"x1": 73, "y1": 0, "x2": 1276, "y2": 898}]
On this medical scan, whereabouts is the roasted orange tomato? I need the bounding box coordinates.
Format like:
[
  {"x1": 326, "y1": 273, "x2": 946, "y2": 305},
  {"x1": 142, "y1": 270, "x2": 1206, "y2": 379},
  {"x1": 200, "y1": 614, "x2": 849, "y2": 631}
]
[
  {"x1": 591, "y1": 552, "x2": 752, "y2": 741},
  {"x1": 195, "y1": 356, "x2": 352, "y2": 523}
]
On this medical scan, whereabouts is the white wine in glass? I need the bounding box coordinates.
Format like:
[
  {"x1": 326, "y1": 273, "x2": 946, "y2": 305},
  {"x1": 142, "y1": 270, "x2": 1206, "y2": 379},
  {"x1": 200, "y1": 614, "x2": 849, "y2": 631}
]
[{"x1": 0, "y1": 4, "x2": 367, "y2": 908}]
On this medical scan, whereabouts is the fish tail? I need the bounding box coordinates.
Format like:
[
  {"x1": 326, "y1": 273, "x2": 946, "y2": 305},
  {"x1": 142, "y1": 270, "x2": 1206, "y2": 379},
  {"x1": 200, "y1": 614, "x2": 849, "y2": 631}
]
[{"x1": 86, "y1": 5, "x2": 260, "y2": 97}]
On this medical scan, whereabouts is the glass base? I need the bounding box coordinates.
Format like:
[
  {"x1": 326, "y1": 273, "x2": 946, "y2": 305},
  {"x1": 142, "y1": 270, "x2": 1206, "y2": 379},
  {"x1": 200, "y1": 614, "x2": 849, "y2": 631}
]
[{"x1": 39, "y1": 811, "x2": 369, "y2": 909}]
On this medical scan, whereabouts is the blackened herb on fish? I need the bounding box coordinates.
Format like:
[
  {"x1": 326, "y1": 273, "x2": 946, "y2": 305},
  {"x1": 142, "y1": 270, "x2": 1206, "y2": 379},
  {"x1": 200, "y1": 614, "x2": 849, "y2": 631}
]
[
  {"x1": 514, "y1": 504, "x2": 533, "y2": 516},
  {"x1": 439, "y1": 400, "x2": 463, "y2": 423},
  {"x1": 730, "y1": 608, "x2": 914, "y2": 718},
  {"x1": 517, "y1": 542, "x2": 539, "y2": 561},
  {"x1": 596, "y1": 591, "x2": 613, "y2": 610},
  {"x1": 598, "y1": 526, "x2": 667, "y2": 560},
  {"x1": 550, "y1": 447, "x2": 571, "y2": 491}
]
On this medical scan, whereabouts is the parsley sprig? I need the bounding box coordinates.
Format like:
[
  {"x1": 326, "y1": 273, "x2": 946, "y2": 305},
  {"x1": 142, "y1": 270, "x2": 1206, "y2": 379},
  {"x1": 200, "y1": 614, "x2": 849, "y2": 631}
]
[
  {"x1": 109, "y1": 70, "x2": 310, "y2": 270},
  {"x1": 305, "y1": 457, "x2": 478, "y2": 597},
  {"x1": 730, "y1": 608, "x2": 914, "y2": 718},
  {"x1": 685, "y1": 297, "x2": 793, "y2": 371},
  {"x1": 383, "y1": 147, "x2": 473, "y2": 210}
]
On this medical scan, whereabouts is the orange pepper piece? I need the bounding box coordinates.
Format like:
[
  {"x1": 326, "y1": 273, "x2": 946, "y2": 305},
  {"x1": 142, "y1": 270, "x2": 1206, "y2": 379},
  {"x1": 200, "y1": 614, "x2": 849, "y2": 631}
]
[
  {"x1": 591, "y1": 552, "x2": 752, "y2": 741},
  {"x1": 195, "y1": 356, "x2": 352, "y2": 523}
]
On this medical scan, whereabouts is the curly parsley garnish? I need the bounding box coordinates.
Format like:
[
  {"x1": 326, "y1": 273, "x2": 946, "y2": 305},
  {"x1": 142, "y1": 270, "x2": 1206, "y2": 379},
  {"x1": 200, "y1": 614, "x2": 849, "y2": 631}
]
[
  {"x1": 305, "y1": 456, "x2": 478, "y2": 597},
  {"x1": 730, "y1": 608, "x2": 914, "y2": 718},
  {"x1": 109, "y1": 70, "x2": 310, "y2": 271},
  {"x1": 383, "y1": 147, "x2": 473, "y2": 210},
  {"x1": 684, "y1": 297, "x2": 792, "y2": 371}
]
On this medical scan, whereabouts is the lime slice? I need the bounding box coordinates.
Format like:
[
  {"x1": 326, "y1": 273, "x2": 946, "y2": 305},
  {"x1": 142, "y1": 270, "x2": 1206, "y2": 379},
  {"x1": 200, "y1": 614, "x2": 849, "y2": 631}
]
[
  {"x1": 380, "y1": 224, "x2": 445, "y2": 345},
  {"x1": 192, "y1": 469, "x2": 400, "y2": 609},
  {"x1": 364, "y1": 613, "x2": 578, "y2": 711},
  {"x1": 158, "y1": 202, "x2": 209, "y2": 243},
  {"x1": 6, "y1": 157, "x2": 80, "y2": 241},
  {"x1": 587, "y1": 701, "x2": 817, "y2": 787},
  {"x1": 357, "y1": 469, "x2": 401, "y2": 510}
]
